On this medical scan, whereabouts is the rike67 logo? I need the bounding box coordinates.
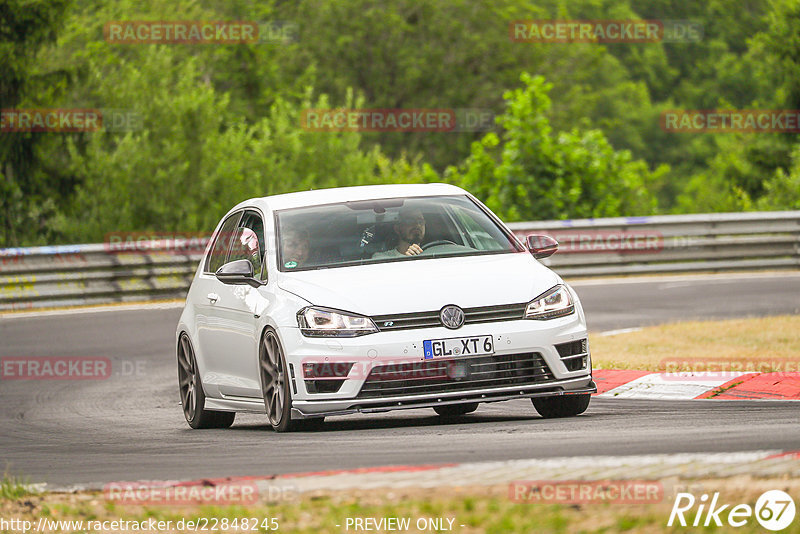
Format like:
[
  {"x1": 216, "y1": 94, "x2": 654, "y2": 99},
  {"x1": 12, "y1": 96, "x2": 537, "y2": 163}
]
[{"x1": 669, "y1": 490, "x2": 796, "y2": 531}]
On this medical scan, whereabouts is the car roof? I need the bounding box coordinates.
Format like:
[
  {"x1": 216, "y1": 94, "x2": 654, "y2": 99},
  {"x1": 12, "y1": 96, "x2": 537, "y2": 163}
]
[{"x1": 234, "y1": 183, "x2": 469, "y2": 212}]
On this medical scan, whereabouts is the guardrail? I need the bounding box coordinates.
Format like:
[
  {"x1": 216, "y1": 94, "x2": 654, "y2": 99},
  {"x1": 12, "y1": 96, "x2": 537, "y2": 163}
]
[
  {"x1": 0, "y1": 242, "x2": 205, "y2": 311},
  {"x1": 508, "y1": 210, "x2": 800, "y2": 277},
  {"x1": 1, "y1": 211, "x2": 798, "y2": 311}
]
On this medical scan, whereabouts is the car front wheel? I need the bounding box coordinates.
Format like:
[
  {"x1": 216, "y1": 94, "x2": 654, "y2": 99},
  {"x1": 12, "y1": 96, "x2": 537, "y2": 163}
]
[
  {"x1": 532, "y1": 394, "x2": 591, "y2": 418},
  {"x1": 260, "y1": 329, "x2": 296, "y2": 432}
]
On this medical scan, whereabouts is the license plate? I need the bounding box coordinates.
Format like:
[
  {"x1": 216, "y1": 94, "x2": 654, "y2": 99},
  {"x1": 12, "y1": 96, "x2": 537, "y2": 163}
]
[{"x1": 423, "y1": 335, "x2": 494, "y2": 359}]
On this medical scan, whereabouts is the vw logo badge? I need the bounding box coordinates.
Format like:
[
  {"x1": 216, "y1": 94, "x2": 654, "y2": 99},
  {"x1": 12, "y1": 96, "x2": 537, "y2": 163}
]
[{"x1": 440, "y1": 305, "x2": 465, "y2": 329}]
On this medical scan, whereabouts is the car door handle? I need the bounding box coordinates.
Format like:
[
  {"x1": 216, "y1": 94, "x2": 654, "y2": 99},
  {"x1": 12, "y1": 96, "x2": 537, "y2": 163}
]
[{"x1": 207, "y1": 293, "x2": 219, "y2": 303}]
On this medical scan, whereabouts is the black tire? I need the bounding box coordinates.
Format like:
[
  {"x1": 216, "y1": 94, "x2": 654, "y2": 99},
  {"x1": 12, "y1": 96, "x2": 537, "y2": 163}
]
[
  {"x1": 259, "y1": 329, "x2": 297, "y2": 432},
  {"x1": 177, "y1": 334, "x2": 236, "y2": 429},
  {"x1": 532, "y1": 394, "x2": 591, "y2": 418},
  {"x1": 433, "y1": 402, "x2": 479, "y2": 417}
]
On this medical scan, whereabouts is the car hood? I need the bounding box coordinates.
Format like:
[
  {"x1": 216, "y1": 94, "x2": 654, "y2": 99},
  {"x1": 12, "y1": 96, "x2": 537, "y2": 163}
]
[{"x1": 276, "y1": 253, "x2": 561, "y2": 316}]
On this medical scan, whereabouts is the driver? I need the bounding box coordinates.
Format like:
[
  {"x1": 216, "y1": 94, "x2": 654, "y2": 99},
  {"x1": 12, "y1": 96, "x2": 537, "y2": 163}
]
[{"x1": 372, "y1": 208, "x2": 426, "y2": 258}]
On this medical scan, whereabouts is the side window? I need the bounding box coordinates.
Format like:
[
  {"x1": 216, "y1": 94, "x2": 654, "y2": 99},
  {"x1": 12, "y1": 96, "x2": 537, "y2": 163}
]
[
  {"x1": 228, "y1": 211, "x2": 267, "y2": 280},
  {"x1": 205, "y1": 212, "x2": 242, "y2": 273}
]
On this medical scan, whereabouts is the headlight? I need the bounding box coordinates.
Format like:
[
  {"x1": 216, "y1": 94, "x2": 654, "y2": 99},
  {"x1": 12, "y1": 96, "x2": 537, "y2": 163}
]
[
  {"x1": 524, "y1": 285, "x2": 575, "y2": 320},
  {"x1": 297, "y1": 307, "x2": 378, "y2": 337}
]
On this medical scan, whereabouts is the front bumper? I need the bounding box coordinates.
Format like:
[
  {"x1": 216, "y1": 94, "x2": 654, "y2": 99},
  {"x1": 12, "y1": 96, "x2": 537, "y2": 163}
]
[
  {"x1": 291, "y1": 375, "x2": 596, "y2": 417},
  {"x1": 282, "y1": 310, "x2": 592, "y2": 416},
  {"x1": 284, "y1": 310, "x2": 590, "y2": 391}
]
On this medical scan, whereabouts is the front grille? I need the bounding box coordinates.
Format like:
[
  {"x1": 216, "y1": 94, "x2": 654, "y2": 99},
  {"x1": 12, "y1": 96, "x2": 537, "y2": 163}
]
[
  {"x1": 555, "y1": 338, "x2": 589, "y2": 372},
  {"x1": 356, "y1": 353, "x2": 554, "y2": 399},
  {"x1": 372, "y1": 302, "x2": 528, "y2": 331}
]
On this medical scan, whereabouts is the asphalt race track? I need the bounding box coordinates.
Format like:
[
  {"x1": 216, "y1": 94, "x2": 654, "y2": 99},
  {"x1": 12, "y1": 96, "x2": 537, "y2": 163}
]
[{"x1": 1, "y1": 273, "x2": 799, "y2": 487}]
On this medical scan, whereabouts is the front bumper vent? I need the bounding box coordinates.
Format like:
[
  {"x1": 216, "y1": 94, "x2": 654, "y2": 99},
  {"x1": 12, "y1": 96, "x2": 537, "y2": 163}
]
[
  {"x1": 555, "y1": 338, "x2": 589, "y2": 372},
  {"x1": 302, "y1": 362, "x2": 354, "y2": 394},
  {"x1": 305, "y1": 379, "x2": 346, "y2": 394}
]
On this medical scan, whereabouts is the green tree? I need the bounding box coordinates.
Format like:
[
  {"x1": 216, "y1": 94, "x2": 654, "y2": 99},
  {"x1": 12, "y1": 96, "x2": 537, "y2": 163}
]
[
  {"x1": 447, "y1": 73, "x2": 662, "y2": 221},
  {"x1": 53, "y1": 47, "x2": 434, "y2": 241},
  {"x1": 672, "y1": 0, "x2": 800, "y2": 213},
  {"x1": 756, "y1": 145, "x2": 800, "y2": 210},
  {"x1": 273, "y1": 0, "x2": 664, "y2": 172},
  {"x1": 0, "y1": 0, "x2": 71, "y2": 246}
]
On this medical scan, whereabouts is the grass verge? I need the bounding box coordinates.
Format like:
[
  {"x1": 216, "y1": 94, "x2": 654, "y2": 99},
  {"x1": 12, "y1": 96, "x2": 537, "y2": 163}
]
[
  {"x1": 589, "y1": 315, "x2": 800, "y2": 371},
  {"x1": 2, "y1": 478, "x2": 799, "y2": 533},
  {"x1": 1, "y1": 473, "x2": 34, "y2": 500}
]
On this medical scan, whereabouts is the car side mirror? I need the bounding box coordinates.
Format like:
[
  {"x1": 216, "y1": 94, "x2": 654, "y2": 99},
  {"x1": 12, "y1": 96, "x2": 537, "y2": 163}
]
[
  {"x1": 526, "y1": 235, "x2": 558, "y2": 259},
  {"x1": 215, "y1": 259, "x2": 265, "y2": 288}
]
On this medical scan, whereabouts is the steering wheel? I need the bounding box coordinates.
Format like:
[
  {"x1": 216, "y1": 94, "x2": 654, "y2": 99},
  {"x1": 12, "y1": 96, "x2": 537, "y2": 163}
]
[{"x1": 421, "y1": 239, "x2": 458, "y2": 251}]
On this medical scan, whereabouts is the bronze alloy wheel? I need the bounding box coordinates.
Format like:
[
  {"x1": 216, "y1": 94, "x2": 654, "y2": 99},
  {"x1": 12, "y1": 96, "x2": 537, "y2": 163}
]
[
  {"x1": 177, "y1": 333, "x2": 235, "y2": 429},
  {"x1": 260, "y1": 329, "x2": 293, "y2": 431}
]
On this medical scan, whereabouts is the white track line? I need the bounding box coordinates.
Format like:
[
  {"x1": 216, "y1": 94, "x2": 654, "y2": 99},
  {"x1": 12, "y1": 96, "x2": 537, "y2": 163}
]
[
  {"x1": 0, "y1": 300, "x2": 184, "y2": 319},
  {"x1": 598, "y1": 372, "x2": 749, "y2": 400},
  {"x1": 596, "y1": 327, "x2": 643, "y2": 337}
]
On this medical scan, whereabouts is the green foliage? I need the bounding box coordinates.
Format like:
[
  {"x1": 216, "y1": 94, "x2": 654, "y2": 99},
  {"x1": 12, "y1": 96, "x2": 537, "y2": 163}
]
[
  {"x1": 664, "y1": 0, "x2": 800, "y2": 213},
  {"x1": 1, "y1": 473, "x2": 33, "y2": 500},
  {"x1": 52, "y1": 47, "x2": 419, "y2": 242},
  {"x1": 2, "y1": 0, "x2": 800, "y2": 247},
  {"x1": 273, "y1": 0, "x2": 674, "y2": 175},
  {"x1": 758, "y1": 146, "x2": 800, "y2": 210},
  {"x1": 0, "y1": 0, "x2": 71, "y2": 246},
  {"x1": 759, "y1": 0, "x2": 800, "y2": 109},
  {"x1": 448, "y1": 74, "x2": 661, "y2": 221}
]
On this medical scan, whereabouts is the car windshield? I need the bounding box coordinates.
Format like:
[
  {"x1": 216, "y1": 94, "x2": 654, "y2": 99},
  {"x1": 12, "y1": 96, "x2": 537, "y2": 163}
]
[{"x1": 275, "y1": 195, "x2": 522, "y2": 271}]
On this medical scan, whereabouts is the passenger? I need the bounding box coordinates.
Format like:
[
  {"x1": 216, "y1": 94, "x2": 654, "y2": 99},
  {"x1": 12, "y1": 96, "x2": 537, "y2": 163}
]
[
  {"x1": 282, "y1": 229, "x2": 311, "y2": 267},
  {"x1": 233, "y1": 227, "x2": 262, "y2": 273}
]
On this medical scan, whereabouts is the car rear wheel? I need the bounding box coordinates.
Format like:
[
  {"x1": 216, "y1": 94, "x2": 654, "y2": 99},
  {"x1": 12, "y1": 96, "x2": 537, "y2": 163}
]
[
  {"x1": 433, "y1": 402, "x2": 479, "y2": 417},
  {"x1": 260, "y1": 329, "x2": 297, "y2": 432},
  {"x1": 178, "y1": 334, "x2": 235, "y2": 429},
  {"x1": 532, "y1": 394, "x2": 591, "y2": 418}
]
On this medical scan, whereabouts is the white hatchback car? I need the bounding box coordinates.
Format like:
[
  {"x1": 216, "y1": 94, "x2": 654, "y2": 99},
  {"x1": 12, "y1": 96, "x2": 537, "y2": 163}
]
[{"x1": 176, "y1": 184, "x2": 595, "y2": 431}]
